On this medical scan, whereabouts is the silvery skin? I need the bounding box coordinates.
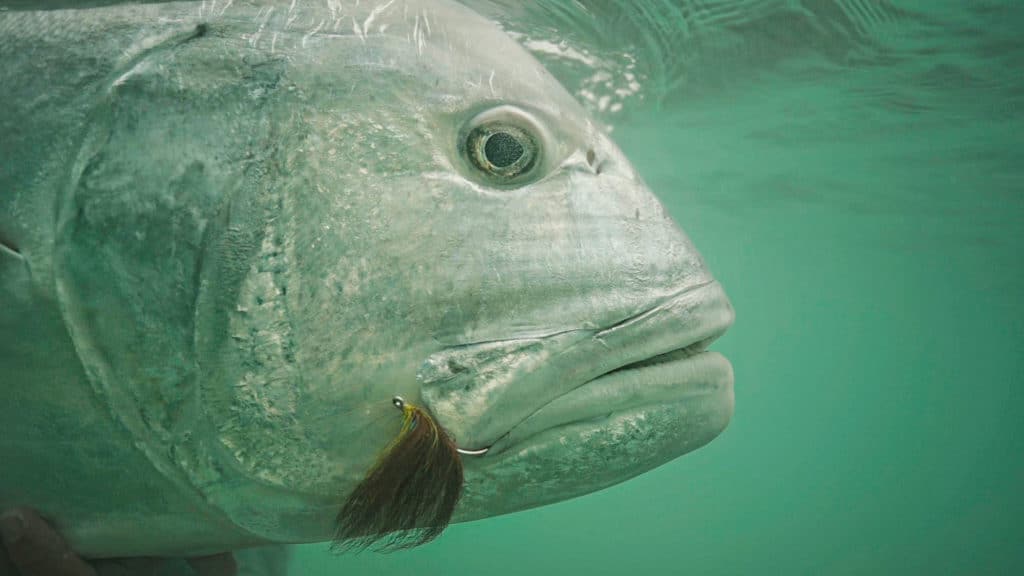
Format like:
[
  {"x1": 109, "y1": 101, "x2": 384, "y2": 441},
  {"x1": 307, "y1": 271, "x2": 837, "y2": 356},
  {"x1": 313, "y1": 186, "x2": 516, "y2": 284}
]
[{"x1": 0, "y1": 0, "x2": 733, "y2": 557}]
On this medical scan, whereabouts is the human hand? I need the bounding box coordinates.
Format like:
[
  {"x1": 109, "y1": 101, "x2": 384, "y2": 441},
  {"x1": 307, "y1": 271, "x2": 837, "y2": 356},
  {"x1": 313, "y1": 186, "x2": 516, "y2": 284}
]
[{"x1": 0, "y1": 508, "x2": 236, "y2": 576}]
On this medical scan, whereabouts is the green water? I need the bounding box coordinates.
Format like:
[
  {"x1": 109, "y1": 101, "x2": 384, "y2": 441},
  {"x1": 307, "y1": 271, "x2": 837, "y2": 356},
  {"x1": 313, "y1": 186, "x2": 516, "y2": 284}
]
[{"x1": 289, "y1": 1, "x2": 1023, "y2": 574}]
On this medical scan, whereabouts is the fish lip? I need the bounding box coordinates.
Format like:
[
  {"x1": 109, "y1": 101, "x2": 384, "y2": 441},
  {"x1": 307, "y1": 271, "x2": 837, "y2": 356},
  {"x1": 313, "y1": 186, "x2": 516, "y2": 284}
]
[
  {"x1": 454, "y1": 280, "x2": 734, "y2": 456},
  {"x1": 484, "y1": 350, "x2": 733, "y2": 456},
  {"x1": 596, "y1": 331, "x2": 720, "y2": 376}
]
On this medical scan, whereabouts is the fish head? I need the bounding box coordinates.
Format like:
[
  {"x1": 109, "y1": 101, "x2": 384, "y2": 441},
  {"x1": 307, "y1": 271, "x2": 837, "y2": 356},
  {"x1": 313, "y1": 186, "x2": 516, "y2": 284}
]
[
  {"x1": 61, "y1": 0, "x2": 736, "y2": 538},
  {"x1": 243, "y1": 0, "x2": 735, "y2": 521}
]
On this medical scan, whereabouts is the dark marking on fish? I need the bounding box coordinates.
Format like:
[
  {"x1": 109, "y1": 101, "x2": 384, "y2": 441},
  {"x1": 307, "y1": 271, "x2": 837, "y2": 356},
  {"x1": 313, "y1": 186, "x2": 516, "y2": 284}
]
[
  {"x1": 0, "y1": 231, "x2": 21, "y2": 258},
  {"x1": 102, "y1": 21, "x2": 211, "y2": 91}
]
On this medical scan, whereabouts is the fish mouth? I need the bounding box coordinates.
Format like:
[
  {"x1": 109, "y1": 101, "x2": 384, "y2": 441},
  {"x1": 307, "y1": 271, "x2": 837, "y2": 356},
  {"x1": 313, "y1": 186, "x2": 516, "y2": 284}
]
[
  {"x1": 437, "y1": 280, "x2": 734, "y2": 457},
  {"x1": 483, "y1": 347, "x2": 731, "y2": 457}
]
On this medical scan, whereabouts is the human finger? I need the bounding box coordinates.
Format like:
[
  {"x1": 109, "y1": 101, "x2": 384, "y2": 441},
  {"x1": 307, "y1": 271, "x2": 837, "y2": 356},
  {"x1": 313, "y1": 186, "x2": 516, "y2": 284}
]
[
  {"x1": 92, "y1": 557, "x2": 164, "y2": 576},
  {"x1": 1, "y1": 539, "x2": 18, "y2": 576},
  {"x1": 186, "y1": 553, "x2": 237, "y2": 576},
  {"x1": 0, "y1": 508, "x2": 97, "y2": 576}
]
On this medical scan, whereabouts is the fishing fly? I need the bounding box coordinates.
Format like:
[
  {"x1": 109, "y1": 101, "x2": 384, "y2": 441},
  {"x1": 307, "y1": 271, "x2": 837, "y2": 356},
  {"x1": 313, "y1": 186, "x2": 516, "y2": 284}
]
[{"x1": 333, "y1": 396, "x2": 468, "y2": 552}]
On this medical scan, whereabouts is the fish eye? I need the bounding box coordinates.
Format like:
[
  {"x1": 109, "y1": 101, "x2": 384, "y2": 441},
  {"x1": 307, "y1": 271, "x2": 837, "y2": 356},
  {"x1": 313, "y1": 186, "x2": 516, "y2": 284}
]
[
  {"x1": 460, "y1": 106, "x2": 547, "y2": 186},
  {"x1": 467, "y1": 123, "x2": 536, "y2": 178}
]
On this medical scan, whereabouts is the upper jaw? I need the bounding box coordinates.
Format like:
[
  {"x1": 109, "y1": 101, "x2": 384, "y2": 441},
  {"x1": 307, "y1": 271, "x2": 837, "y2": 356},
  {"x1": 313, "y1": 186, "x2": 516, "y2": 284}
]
[{"x1": 419, "y1": 280, "x2": 734, "y2": 451}]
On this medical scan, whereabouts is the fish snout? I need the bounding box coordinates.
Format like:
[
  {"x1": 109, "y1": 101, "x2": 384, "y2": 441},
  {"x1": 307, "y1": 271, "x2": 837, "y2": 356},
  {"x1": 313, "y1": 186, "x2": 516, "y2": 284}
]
[{"x1": 416, "y1": 130, "x2": 732, "y2": 456}]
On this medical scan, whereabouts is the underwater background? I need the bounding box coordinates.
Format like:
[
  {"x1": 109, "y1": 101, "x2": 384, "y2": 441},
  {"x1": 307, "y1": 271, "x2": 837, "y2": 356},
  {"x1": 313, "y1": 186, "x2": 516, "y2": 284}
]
[{"x1": 289, "y1": 1, "x2": 1022, "y2": 574}]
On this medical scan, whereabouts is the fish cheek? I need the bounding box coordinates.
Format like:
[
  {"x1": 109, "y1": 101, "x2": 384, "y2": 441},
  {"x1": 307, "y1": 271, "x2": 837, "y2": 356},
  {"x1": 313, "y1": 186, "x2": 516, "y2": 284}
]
[{"x1": 54, "y1": 37, "x2": 289, "y2": 484}]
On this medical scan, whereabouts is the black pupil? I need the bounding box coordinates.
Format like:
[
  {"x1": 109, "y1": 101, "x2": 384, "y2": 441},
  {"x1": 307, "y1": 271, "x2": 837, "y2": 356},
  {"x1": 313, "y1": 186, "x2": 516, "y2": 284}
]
[{"x1": 484, "y1": 132, "x2": 524, "y2": 168}]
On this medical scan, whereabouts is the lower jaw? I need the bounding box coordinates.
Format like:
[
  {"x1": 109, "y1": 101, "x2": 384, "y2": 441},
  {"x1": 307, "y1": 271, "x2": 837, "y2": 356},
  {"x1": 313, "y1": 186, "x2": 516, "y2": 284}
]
[
  {"x1": 486, "y1": 351, "x2": 734, "y2": 456},
  {"x1": 454, "y1": 364, "x2": 734, "y2": 521}
]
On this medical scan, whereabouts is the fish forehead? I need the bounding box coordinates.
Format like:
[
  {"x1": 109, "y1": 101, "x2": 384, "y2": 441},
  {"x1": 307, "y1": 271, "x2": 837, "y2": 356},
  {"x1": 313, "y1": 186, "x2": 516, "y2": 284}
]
[
  {"x1": 209, "y1": 0, "x2": 573, "y2": 87},
  {"x1": 267, "y1": 0, "x2": 587, "y2": 124},
  {"x1": 192, "y1": 0, "x2": 596, "y2": 207}
]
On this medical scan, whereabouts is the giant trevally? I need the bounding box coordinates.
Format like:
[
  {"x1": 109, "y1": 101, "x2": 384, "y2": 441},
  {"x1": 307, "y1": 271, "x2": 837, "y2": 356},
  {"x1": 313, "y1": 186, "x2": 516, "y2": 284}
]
[{"x1": 0, "y1": 0, "x2": 734, "y2": 559}]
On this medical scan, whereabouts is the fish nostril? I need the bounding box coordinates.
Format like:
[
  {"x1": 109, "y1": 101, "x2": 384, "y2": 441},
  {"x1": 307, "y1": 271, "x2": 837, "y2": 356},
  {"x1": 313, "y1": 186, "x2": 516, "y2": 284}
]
[{"x1": 586, "y1": 148, "x2": 605, "y2": 175}]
